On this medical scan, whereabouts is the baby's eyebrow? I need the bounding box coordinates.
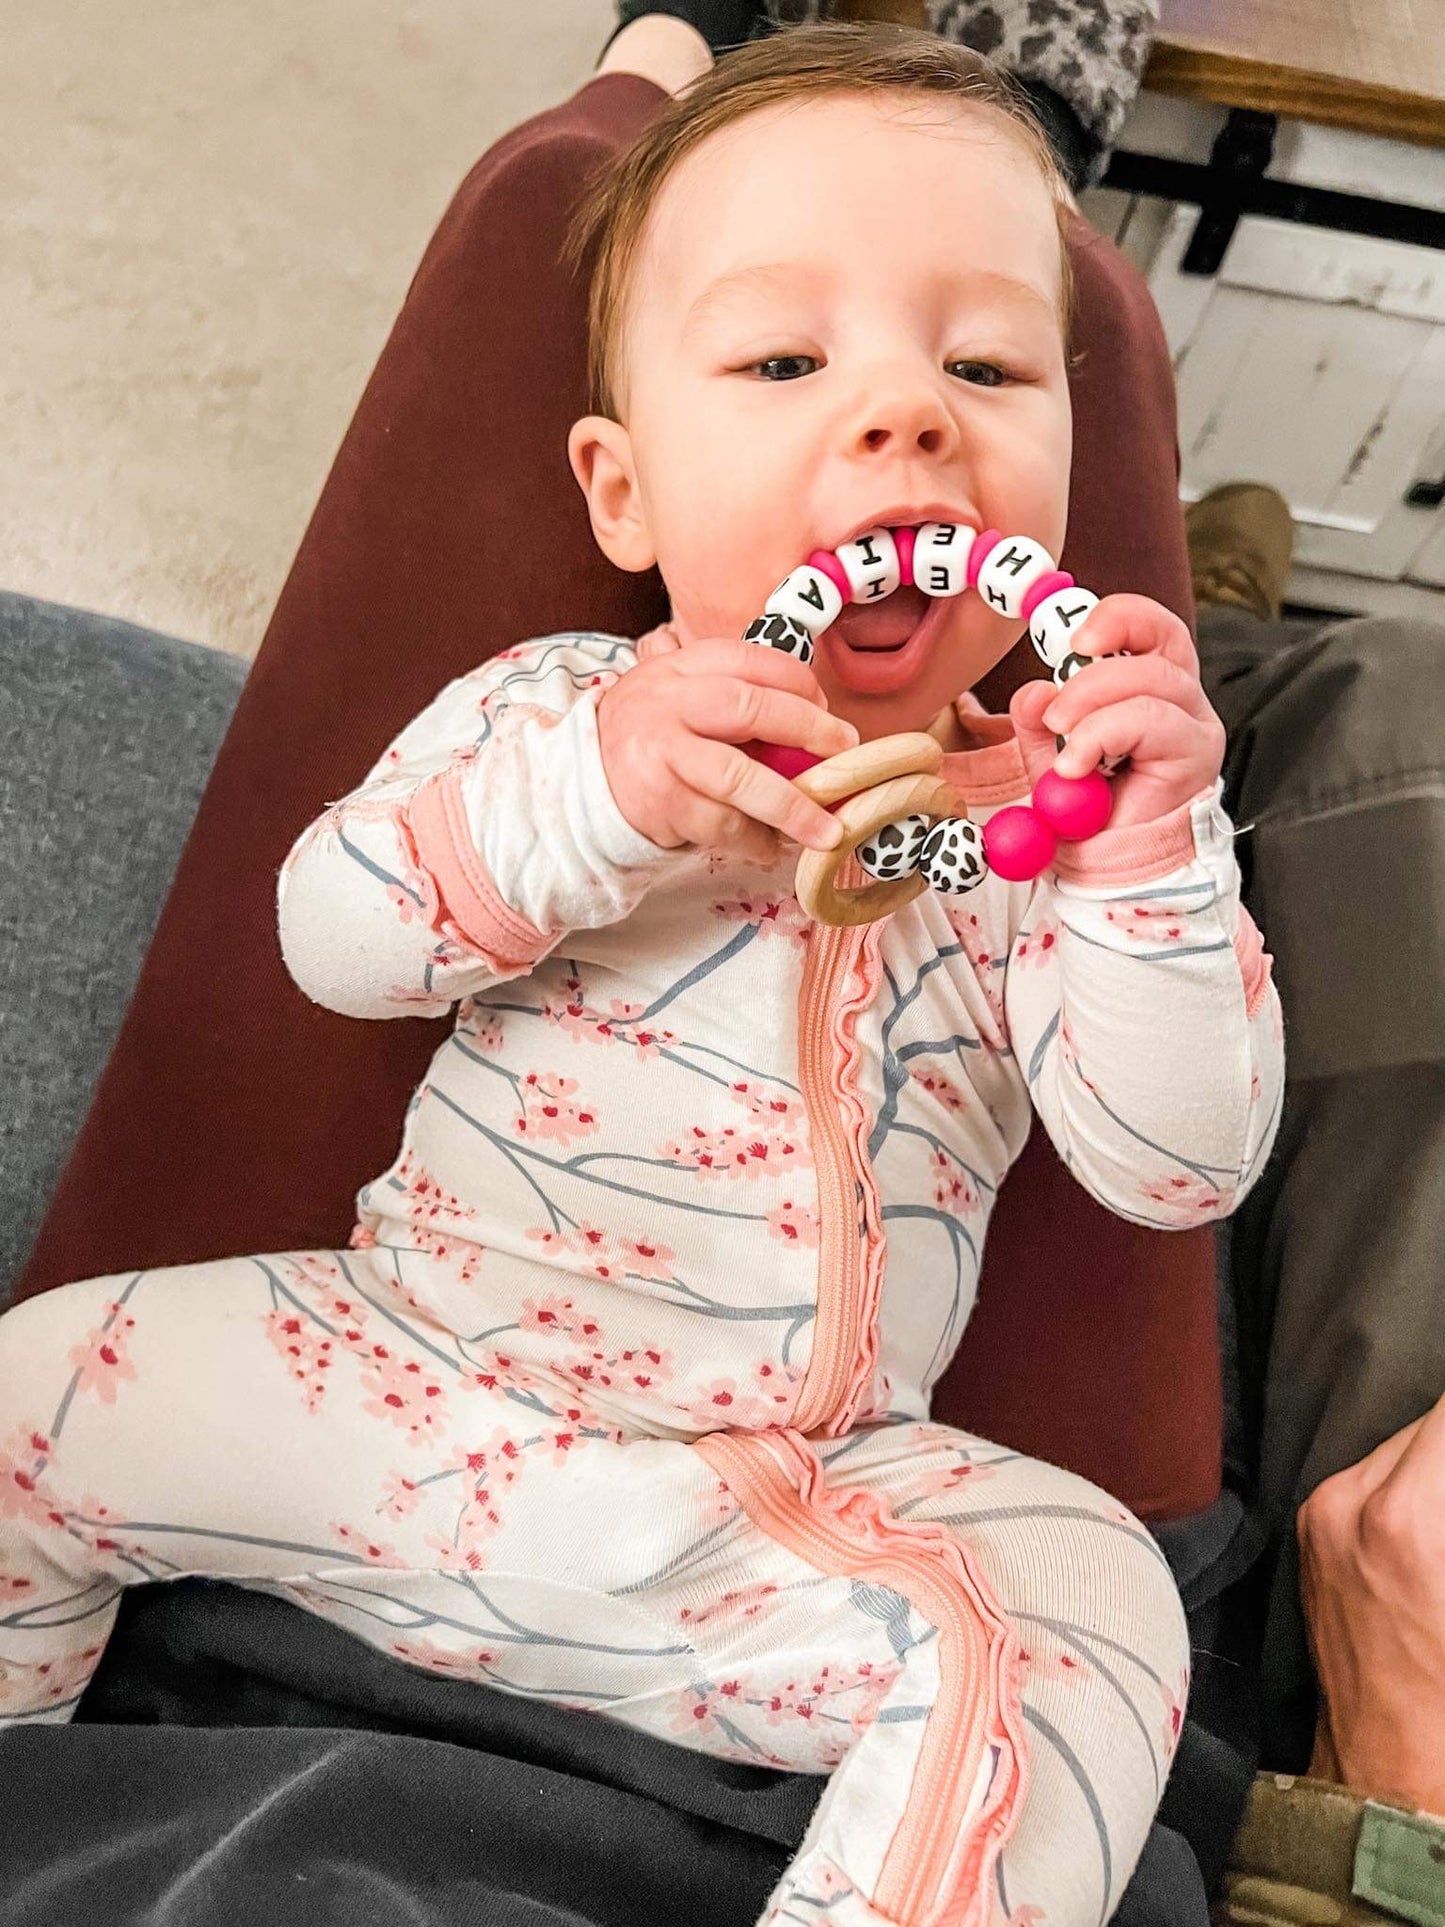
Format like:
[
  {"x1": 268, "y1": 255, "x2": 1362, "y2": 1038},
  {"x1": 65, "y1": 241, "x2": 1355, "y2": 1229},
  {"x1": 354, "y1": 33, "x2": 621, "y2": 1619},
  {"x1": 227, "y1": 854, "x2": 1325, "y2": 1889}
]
[
  {"x1": 682, "y1": 261, "x2": 808, "y2": 337},
  {"x1": 681, "y1": 258, "x2": 1059, "y2": 338}
]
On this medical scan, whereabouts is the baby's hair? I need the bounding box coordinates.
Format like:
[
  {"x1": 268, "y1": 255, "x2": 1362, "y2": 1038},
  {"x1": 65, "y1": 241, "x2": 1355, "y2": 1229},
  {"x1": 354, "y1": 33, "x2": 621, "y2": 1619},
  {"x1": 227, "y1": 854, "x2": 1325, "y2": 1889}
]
[{"x1": 565, "y1": 21, "x2": 1077, "y2": 422}]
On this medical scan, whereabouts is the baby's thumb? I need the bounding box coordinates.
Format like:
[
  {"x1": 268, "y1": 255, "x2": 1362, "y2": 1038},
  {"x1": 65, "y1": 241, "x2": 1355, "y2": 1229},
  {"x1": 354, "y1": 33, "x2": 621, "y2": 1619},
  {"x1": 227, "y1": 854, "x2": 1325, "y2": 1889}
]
[{"x1": 1008, "y1": 679, "x2": 1060, "y2": 791}]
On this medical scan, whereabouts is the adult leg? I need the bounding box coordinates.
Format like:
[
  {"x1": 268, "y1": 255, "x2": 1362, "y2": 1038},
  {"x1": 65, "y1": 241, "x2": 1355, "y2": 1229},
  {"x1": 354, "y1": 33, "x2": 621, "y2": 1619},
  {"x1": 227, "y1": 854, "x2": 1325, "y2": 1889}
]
[
  {"x1": 12, "y1": 68, "x2": 675, "y2": 1303},
  {"x1": 1198, "y1": 601, "x2": 1445, "y2": 1767}
]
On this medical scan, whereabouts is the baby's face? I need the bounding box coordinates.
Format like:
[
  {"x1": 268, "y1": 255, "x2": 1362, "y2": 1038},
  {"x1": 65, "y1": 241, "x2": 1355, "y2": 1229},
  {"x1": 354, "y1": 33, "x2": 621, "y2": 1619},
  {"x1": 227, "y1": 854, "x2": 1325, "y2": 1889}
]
[{"x1": 573, "y1": 92, "x2": 1072, "y2": 742}]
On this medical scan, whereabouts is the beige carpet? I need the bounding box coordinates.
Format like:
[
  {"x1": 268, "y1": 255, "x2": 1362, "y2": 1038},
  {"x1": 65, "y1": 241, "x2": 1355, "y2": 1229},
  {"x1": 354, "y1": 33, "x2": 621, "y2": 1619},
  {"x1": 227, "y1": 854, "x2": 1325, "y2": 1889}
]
[{"x1": 1, "y1": 0, "x2": 613, "y2": 659}]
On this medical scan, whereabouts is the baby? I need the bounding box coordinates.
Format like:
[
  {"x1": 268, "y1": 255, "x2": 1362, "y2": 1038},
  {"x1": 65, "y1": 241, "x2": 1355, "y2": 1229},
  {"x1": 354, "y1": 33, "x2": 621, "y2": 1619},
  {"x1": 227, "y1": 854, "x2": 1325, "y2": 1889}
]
[{"x1": 0, "y1": 27, "x2": 1285, "y2": 1927}]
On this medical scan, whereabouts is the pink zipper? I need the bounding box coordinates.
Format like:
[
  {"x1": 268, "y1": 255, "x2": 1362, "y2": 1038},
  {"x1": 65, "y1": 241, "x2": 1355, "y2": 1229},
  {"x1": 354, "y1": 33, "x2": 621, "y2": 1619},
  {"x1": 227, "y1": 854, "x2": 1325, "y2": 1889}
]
[
  {"x1": 695, "y1": 1428, "x2": 1027, "y2": 1925},
  {"x1": 789, "y1": 887, "x2": 886, "y2": 1438}
]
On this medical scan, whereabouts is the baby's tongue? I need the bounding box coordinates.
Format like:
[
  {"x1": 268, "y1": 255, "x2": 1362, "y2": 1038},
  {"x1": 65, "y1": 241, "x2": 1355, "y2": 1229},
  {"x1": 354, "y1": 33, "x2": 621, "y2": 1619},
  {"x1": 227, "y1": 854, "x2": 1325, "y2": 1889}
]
[{"x1": 832, "y1": 583, "x2": 929, "y2": 651}]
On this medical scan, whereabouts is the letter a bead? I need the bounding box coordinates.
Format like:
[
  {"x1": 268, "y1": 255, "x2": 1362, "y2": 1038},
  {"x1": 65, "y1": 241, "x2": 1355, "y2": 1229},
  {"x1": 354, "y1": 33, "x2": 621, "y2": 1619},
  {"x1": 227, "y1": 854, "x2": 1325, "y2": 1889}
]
[
  {"x1": 1028, "y1": 587, "x2": 1099, "y2": 670},
  {"x1": 835, "y1": 527, "x2": 901, "y2": 604},
  {"x1": 912, "y1": 522, "x2": 974, "y2": 598},
  {"x1": 765, "y1": 564, "x2": 845, "y2": 637},
  {"x1": 974, "y1": 536, "x2": 1056, "y2": 620}
]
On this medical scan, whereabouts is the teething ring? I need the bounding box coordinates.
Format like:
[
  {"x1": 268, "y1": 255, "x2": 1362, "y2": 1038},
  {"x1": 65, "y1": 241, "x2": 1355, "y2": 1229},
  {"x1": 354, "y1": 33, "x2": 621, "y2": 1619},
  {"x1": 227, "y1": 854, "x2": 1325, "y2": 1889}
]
[
  {"x1": 740, "y1": 520, "x2": 1122, "y2": 924},
  {"x1": 790, "y1": 731, "x2": 944, "y2": 808},
  {"x1": 793, "y1": 768, "x2": 964, "y2": 928}
]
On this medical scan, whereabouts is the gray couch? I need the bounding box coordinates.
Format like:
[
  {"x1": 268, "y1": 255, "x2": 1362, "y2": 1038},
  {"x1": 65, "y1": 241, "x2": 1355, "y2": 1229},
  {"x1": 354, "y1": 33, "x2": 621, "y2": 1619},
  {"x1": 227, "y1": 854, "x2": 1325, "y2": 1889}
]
[{"x1": 1, "y1": 591, "x2": 249, "y2": 1300}]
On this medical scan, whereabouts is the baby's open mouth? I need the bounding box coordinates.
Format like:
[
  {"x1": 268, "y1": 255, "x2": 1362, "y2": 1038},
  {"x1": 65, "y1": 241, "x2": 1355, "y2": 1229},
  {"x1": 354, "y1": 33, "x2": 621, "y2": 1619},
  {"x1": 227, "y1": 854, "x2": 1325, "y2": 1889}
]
[{"x1": 831, "y1": 583, "x2": 930, "y2": 652}]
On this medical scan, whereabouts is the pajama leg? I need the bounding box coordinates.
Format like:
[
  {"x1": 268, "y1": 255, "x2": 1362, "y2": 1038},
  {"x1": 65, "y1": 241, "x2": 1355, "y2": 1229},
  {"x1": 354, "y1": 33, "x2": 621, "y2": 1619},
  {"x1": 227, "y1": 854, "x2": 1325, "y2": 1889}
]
[
  {"x1": 2, "y1": 1267, "x2": 1185, "y2": 1926},
  {"x1": 0, "y1": 1249, "x2": 724, "y2": 1727},
  {"x1": 682, "y1": 1423, "x2": 1189, "y2": 1927}
]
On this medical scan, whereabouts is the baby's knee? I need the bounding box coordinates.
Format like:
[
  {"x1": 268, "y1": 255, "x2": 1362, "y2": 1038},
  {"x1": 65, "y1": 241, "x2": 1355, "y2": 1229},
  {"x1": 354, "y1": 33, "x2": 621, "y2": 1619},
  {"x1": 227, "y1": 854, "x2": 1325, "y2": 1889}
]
[{"x1": 982, "y1": 1454, "x2": 1189, "y2": 1677}]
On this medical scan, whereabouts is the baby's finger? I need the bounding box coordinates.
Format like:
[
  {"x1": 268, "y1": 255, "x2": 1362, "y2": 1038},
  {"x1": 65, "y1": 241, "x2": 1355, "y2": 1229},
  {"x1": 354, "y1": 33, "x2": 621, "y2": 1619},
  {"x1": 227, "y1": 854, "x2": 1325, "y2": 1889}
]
[
  {"x1": 1072, "y1": 594, "x2": 1200, "y2": 680},
  {"x1": 1044, "y1": 649, "x2": 1215, "y2": 739},
  {"x1": 676, "y1": 637, "x2": 833, "y2": 707},
  {"x1": 1052, "y1": 695, "x2": 1205, "y2": 780},
  {"x1": 683, "y1": 677, "x2": 859, "y2": 759},
  {"x1": 672, "y1": 784, "x2": 781, "y2": 865},
  {"x1": 679, "y1": 737, "x2": 845, "y2": 852}
]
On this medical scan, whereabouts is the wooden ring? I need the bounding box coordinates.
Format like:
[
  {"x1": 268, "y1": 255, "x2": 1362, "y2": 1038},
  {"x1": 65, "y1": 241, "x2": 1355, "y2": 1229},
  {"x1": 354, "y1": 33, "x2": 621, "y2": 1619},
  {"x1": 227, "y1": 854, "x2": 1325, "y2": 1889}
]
[
  {"x1": 789, "y1": 731, "x2": 943, "y2": 809},
  {"x1": 794, "y1": 769, "x2": 964, "y2": 927}
]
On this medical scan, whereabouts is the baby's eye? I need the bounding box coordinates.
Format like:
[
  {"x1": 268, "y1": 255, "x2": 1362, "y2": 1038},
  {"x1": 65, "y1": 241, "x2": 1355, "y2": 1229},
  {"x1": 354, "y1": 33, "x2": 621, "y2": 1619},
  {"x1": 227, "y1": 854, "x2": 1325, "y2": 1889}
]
[
  {"x1": 749, "y1": 354, "x2": 819, "y2": 382},
  {"x1": 947, "y1": 360, "x2": 1008, "y2": 387}
]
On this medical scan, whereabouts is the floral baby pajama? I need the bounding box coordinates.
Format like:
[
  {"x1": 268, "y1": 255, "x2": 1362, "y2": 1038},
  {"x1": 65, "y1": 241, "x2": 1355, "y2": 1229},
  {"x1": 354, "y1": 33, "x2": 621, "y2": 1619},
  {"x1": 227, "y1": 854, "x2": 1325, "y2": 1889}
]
[{"x1": 1, "y1": 628, "x2": 1285, "y2": 1925}]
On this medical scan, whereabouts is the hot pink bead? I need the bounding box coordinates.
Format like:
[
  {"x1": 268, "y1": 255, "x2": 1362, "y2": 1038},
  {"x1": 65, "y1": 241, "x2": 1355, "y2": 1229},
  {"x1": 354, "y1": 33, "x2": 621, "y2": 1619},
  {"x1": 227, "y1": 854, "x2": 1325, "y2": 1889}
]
[
  {"x1": 966, "y1": 530, "x2": 1002, "y2": 589},
  {"x1": 747, "y1": 742, "x2": 824, "y2": 781},
  {"x1": 806, "y1": 550, "x2": 853, "y2": 603},
  {"x1": 1030, "y1": 767, "x2": 1113, "y2": 841},
  {"x1": 981, "y1": 805, "x2": 1057, "y2": 881},
  {"x1": 1019, "y1": 569, "x2": 1075, "y2": 623},
  {"x1": 893, "y1": 525, "x2": 917, "y2": 587}
]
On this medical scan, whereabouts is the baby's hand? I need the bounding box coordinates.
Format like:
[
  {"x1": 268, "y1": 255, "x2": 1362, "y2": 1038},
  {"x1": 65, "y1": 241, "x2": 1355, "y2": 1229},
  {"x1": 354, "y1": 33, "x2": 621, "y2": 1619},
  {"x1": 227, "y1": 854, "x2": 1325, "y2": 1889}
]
[
  {"x1": 1008, "y1": 594, "x2": 1228, "y2": 833},
  {"x1": 598, "y1": 637, "x2": 859, "y2": 865}
]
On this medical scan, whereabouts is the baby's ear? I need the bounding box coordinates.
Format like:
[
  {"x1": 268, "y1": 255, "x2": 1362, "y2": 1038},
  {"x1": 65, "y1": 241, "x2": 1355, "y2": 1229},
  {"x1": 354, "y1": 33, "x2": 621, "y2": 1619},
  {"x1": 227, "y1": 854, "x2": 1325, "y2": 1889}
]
[{"x1": 567, "y1": 416, "x2": 656, "y2": 573}]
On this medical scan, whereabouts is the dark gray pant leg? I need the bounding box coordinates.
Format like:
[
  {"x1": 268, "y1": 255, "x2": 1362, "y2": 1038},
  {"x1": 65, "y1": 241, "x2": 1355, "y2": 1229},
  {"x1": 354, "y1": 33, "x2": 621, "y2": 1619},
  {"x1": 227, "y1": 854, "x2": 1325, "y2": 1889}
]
[{"x1": 1198, "y1": 604, "x2": 1445, "y2": 1767}]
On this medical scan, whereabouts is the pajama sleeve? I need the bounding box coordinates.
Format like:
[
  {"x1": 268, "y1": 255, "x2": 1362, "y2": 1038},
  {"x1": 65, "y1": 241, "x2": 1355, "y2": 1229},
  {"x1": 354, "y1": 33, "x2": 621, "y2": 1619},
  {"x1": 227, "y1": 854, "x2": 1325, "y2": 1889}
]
[
  {"x1": 1001, "y1": 778, "x2": 1286, "y2": 1228},
  {"x1": 277, "y1": 632, "x2": 693, "y2": 1021}
]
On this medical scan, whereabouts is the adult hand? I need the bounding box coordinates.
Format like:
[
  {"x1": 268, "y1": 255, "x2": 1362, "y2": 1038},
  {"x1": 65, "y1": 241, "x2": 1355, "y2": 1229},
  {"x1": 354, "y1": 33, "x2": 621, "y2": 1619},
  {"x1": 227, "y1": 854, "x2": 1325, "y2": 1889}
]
[
  {"x1": 1296, "y1": 1391, "x2": 1445, "y2": 1815},
  {"x1": 1008, "y1": 593, "x2": 1227, "y2": 832}
]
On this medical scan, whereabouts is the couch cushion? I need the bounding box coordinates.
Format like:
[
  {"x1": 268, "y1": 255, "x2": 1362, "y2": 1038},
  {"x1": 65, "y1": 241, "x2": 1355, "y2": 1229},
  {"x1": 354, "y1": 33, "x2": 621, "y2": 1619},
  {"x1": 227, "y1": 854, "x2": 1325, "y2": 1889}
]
[{"x1": 0, "y1": 593, "x2": 246, "y2": 1301}]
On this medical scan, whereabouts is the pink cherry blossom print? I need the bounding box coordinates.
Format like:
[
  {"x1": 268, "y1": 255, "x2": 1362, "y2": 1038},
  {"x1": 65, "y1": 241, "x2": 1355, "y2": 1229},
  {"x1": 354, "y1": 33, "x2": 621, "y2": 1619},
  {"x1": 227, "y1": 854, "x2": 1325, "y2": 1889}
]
[
  {"x1": 66, "y1": 1302, "x2": 139, "y2": 1405},
  {"x1": 512, "y1": 1071, "x2": 600, "y2": 1147},
  {"x1": 1013, "y1": 916, "x2": 1060, "y2": 971},
  {"x1": 1138, "y1": 1172, "x2": 1226, "y2": 1217}
]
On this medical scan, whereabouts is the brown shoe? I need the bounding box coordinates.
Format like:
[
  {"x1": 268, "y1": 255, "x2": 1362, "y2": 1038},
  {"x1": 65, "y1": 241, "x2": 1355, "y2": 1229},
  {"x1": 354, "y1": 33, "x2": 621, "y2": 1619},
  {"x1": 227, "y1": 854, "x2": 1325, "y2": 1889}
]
[{"x1": 1186, "y1": 483, "x2": 1295, "y2": 622}]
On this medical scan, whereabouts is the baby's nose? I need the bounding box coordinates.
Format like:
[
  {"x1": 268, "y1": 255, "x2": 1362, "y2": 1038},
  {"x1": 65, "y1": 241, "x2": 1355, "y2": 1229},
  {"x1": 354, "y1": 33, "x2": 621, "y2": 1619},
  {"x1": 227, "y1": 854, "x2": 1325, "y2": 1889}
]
[{"x1": 854, "y1": 384, "x2": 954, "y2": 457}]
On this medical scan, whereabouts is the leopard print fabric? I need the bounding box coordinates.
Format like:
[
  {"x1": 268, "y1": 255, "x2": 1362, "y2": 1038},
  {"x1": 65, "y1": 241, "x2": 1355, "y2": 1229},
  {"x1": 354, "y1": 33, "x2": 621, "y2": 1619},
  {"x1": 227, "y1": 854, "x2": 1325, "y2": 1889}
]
[{"x1": 764, "y1": 0, "x2": 1158, "y2": 163}]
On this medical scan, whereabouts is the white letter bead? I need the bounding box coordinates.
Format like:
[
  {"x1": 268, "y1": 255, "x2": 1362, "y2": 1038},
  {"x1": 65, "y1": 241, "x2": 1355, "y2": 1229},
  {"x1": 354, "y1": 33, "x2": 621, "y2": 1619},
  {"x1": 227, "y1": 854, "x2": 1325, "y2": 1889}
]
[
  {"x1": 835, "y1": 527, "x2": 901, "y2": 604},
  {"x1": 974, "y1": 535, "x2": 1056, "y2": 619},
  {"x1": 1028, "y1": 587, "x2": 1099, "y2": 669},
  {"x1": 764, "y1": 564, "x2": 845, "y2": 636},
  {"x1": 912, "y1": 522, "x2": 974, "y2": 598}
]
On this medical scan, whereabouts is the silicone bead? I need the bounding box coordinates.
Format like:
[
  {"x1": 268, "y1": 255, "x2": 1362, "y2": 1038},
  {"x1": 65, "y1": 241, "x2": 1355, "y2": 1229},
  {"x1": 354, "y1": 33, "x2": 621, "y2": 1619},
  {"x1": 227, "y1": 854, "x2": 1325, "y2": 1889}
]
[
  {"x1": 974, "y1": 535, "x2": 1056, "y2": 620},
  {"x1": 1031, "y1": 768, "x2": 1113, "y2": 841},
  {"x1": 918, "y1": 817, "x2": 987, "y2": 894},
  {"x1": 1019, "y1": 569, "x2": 1074, "y2": 623},
  {"x1": 912, "y1": 521, "x2": 974, "y2": 598},
  {"x1": 980, "y1": 806, "x2": 1057, "y2": 882},
  {"x1": 894, "y1": 524, "x2": 917, "y2": 588},
  {"x1": 835, "y1": 527, "x2": 901, "y2": 604},
  {"x1": 743, "y1": 612, "x2": 814, "y2": 666},
  {"x1": 1028, "y1": 586, "x2": 1099, "y2": 670},
  {"x1": 806, "y1": 549, "x2": 853, "y2": 603},
  {"x1": 966, "y1": 529, "x2": 1002, "y2": 588},
  {"x1": 748, "y1": 743, "x2": 823, "y2": 780},
  {"x1": 765, "y1": 563, "x2": 845, "y2": 637},
  {"x1": 858, "y1": 811, "x2": 930, "y2": 883}
]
